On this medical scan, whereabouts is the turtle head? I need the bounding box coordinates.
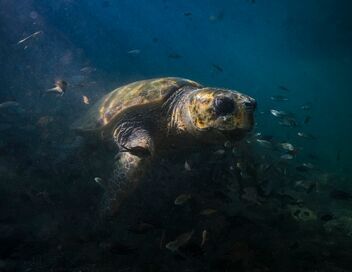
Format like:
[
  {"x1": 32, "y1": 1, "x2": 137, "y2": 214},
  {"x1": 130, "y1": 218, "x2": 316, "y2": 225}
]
[{"x1": 183, "y1": 87, "x2": 256, "y2": 143}]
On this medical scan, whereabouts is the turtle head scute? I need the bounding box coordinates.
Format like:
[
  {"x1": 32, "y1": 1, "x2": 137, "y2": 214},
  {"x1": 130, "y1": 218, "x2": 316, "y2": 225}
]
[{"x1": 184, "y1": 87, "x2": 256, "y2": 142}]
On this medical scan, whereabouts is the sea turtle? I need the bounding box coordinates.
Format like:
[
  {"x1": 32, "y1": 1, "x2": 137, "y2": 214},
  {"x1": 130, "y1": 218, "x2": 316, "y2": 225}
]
[{"x1": 73, "y1": 77, "x2": 256, "y2": 215}]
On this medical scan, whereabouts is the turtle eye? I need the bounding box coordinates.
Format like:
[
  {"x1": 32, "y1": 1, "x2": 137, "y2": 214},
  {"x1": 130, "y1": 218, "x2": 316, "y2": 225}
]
[{"x1": 214, "y1": 96, "x2": 236, "y2": 116}]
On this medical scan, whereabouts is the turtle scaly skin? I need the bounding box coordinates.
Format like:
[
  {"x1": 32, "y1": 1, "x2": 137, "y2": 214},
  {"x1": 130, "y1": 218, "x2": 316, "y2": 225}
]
[{"x1": 73, "y1": 77, "x2": 256, "y2": 216}]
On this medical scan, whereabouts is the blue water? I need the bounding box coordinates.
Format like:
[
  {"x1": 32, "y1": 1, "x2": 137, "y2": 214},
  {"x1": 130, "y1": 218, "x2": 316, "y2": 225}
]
[{"x1": 1, "y1": 0, "x2": 352, "y2": 271}]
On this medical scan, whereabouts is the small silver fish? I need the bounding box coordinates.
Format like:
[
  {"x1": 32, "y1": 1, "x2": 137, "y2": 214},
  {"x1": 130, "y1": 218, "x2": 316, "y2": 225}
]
[
  {"x1": 184, "y1": 161, "x2": 191, "y2": 171},
  {"x1": 94, "y1": 177, "x2": 106, "y2": 189},
  {"x1": 270, "y1": 95, "x2": 288, "y2": 101},
  {"x1": 165, "y1": 230, "x2": 194, "y2": 252},
  {"x1": 82, "y1": 95, "x2": 90, "y2": 104},
  {"x1": 208, "y1": 10, "x2": 224, "y2": 22},
  {"x1": 278, "y1": 142, "x2": 295, "y2": 151},
  {"x1": 200, "y1": 208, "x2": 217, "y2": 216},
  {"x1": 295, "y1": 180, "x2": 316, "y2": 192},
  {"x1": 302, "y1": 162, "x2": 314, "y2": 169},
  {"x1": 278, "y1": 117, "x2": 298, "y2": 127},
  {"x1": 212, "y1": 63, "x2": 223, "y2": 72},
  {"x1": 303, "y1": 116, "x2": 311, "y2": 124},
  {"x1": 297, "y1": 132, "x2": 315, "y2": 139},
  {"x1": 168, "y1": 52, "x2": 182, "y2": 59},
  {"x1": 80, "y1": 66, "x2": 96, "y2": 73},
  {"x1": 224, "y1": 141, "x2": 232, "y2": 149},
  {"x1": 256, "y1": 139, "x2": 272, "y2": 148},
  {"x1": 0, "y1": 101, "x2": 20, "y2": 109},
  {"x1": 174, "y1": 194, "x2": 191, "y2": 205},
  {"x1": 259, "y1": 163, "x2": 272, "y2": 172},
  {"x1": 270, "y1": 109, "x2": 282, "y2": 117},
  {"x1": 45, "y1": 80, "x2": 67, "y2": 96},
  {"x1": 214, "y1": 149, "x2": 225, "y2": 155},
  {"x1": 200, "y1": 230, "x2": 208, "y2": 247},
  {"x1": 270, "y1": 109, "x2": 288, "y2": 118},
  {"x1": 127, "y1": 49, "x2": 141, "y2": 55},
  {"x1": 301, "y1": 103, "x2": 312, "y2": 110},
  {"x1": 278, "y1": 85, "x2": 290, "y2": 92},
  {"x1": 17, "y1": 31, "x2": 42, "y2": 45},
  {"x1": 94, "y1": 177, "x2": 103, "y2": 183},
  {"x1": 253, "y1": 132, "x2": 262, "y2": 137},
  {"x1": 296, "y1": 163, "x2": 314, "y2": 172},
  {"x1": 280, "y1": 154, "x2": 293, "y2": 160},
  {"x1": 295, "y1": 180, "x2": 306, "y2": 186}
]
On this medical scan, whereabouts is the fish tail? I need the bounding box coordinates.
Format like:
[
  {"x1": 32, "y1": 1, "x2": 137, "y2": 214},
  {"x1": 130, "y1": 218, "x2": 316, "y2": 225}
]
[{"x1": 46, "y1": 87, "x2": 57, "y2": 92}]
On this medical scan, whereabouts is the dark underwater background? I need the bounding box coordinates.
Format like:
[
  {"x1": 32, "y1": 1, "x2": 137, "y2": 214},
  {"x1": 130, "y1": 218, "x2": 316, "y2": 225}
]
[{"x1": 0, "y1": 0, "x2": 352, "y2": 271}]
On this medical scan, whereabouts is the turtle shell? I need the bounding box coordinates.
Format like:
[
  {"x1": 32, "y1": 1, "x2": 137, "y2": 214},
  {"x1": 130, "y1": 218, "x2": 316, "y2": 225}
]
[{"x1": 73, "y1": 77, "x2": 202, "y2": 134}]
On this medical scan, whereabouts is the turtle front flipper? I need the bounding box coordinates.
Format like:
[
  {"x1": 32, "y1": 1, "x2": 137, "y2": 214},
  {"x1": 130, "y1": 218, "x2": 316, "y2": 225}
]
[{"x1": 101, "y1": 127, "x2": 154, "y2": 217}]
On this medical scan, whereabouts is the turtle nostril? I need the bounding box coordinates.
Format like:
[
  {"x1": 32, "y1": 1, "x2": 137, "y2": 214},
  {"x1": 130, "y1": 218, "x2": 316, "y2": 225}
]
[
  {"x1": 244, "y1": 100, "x2": 257, "y2": 111},
  {"x1": 214, "y1": 97, "x2": 235, "y2": 116}
]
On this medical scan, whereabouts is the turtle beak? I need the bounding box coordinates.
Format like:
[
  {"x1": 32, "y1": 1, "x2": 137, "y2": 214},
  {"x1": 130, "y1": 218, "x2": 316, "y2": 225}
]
[
  {"x1": 243, "y1": 98, "x2": 257, "y2": 112},
  {"x1": 221, "y1": 96, "x2": 256, "y2": 141},
  {"x1": 236, "y1": 97, "x2": 256, "y2": 130}
]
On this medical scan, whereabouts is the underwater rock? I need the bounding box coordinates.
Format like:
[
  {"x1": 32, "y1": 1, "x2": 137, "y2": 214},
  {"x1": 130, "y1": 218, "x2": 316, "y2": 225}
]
[
  {"x1": 329, "y1": 189, "x2": 352, "y2": 201},
  {"x1": 324, "y1": 216, "x2": 352, "y2": 237}
]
